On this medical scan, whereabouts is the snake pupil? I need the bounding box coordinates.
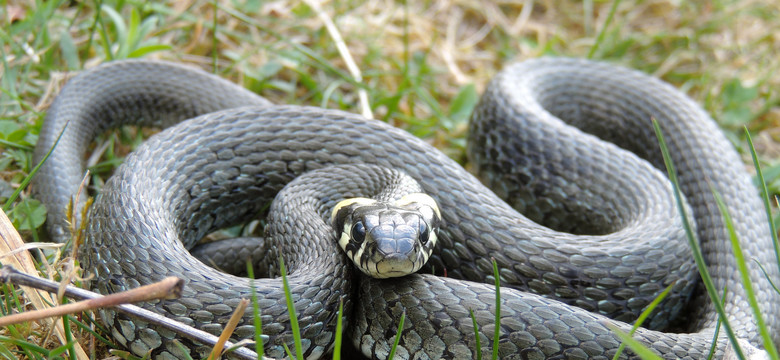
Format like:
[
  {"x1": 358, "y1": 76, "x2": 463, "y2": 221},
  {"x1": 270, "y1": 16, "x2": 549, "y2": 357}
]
[
  {"x1": 351, "y1": 222, "x2": 366, "y2": 244},
  {"x1": 418, "y1": 221, "x2": 430, "y2": 245}
]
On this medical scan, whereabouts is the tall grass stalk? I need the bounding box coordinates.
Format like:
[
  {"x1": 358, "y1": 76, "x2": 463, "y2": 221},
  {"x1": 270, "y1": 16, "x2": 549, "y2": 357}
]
[
  {"x1": 332, "y1": 300, "x2": 344, "y2": 360},
  {"x1": 246, "y1": 263, "x2": 264, "y2": 357},
  {"x1": 2, "y1": 121, "x2": 69, "y2": 212},
  {"x1": 587, "y1": 0, "x2": 622, "y2": 58},
  {"x1": 744, "y1": 129, "x2": 780, "y2": 277},
  {"x1": 652, "y1": 119, "x2": 745, "y2": 358},
  {"x1": 468, "y1": 309, "x2": 482, "y2": 360},
  {"x1": 386, "y1": 310, "x2": 406, "y2": 360},
  {"x1": 711, "y1": 191, "x2": 779, "y2": 358},
  {"x1": 491, "y1": 259, "x2": 500, "y2": 360},
  {"x1": 279, "y1": 257, "x2": 304, "y2": 360}
]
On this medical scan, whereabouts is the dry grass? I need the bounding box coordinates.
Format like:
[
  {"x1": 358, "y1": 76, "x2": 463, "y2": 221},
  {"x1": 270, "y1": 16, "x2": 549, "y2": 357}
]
[
  {"x1": 6, "y1": 1, "x2": 780, "y2": 154},
  {"x1": 2, "y1": 0, "x2": 780, "y2": 358}
]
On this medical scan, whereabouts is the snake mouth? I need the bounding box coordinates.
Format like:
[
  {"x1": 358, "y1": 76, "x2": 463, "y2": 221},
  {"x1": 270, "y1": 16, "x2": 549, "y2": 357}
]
[{"x1": 370, "y1": 254, "x2": 417, "y2": 279}]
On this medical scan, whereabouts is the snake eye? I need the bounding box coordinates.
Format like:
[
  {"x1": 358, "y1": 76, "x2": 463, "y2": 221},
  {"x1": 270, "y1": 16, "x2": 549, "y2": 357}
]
[
  {"x1": 351, "y1": 222, "x2": 366, "y2": 244},
  {"x1": 418, "y1": 221, "x2": 430, "y2": 245}
]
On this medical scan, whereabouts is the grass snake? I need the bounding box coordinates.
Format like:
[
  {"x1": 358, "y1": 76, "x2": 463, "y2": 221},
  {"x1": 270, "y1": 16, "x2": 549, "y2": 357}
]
[{"x1": 31, "y1": 58, "x2": 780, "y2": 359}]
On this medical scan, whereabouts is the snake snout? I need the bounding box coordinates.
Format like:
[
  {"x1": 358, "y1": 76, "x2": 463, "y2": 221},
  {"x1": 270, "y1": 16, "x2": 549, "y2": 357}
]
[{"x1": 368, "y1": 223, "x2": 421, "y2": 278}]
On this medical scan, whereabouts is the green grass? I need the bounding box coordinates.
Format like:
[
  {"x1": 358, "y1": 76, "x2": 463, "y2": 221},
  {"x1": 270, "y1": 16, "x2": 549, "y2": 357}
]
[
  {"x1": 604, "y1": 121, "x2": 779, "y2": 360},
  {"x1": 654, "y1": 118, "x2": 749, "y2": 358},
  {"x1": 608, "y1": 284, "x2": 673, "y2": 360},
  {"x1": 605, "y1": 120, "x2": 780, "y2": 360},
  {"x1": 2, "y1": 0, "x2": 780, "y2": 359},
  {"x1": 279, "y1": 257, "x2": 303, "y2": 360}
]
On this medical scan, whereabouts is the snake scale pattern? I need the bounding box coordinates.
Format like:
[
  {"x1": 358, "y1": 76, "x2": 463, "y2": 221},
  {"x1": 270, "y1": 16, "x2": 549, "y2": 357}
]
[{"x1": 32, "y1": 57, "x2": 780, "y2": 359}]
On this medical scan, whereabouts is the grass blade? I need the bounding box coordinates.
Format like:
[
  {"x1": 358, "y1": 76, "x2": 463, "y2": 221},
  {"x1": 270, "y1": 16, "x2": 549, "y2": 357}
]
[
  {"x1": 0, "y1": 138, "x2": 34, "y2": 151},
  {"x1": 607, "y1": 326, "x2": 663, "y2": 360},
  {"x1": 587, "y1": 0, "x2": 622, "y2": 58},
  {"x1": 49, "y1": 341, "x2": 77, "y2": 359},
  {"x1": 0, "y1": 334, "x2": 50, "y2": 356},
  {"x1": 611, "y1": 284, "x2": 673, "y2": 360},
  {"x1": 333, "y1": 300, "x2": 344, "y2": 360},
  {"x1": 712, "y1": 190, "x2": 779, "y2": 359},
  {"x1": 282, "y1": 343, "x2": 293, "y2": 359},
  {"x1": 3, "y1": 121, "x2": 69, "y2": 212},
  {"x1": 60, "y1": 309, "x2": 77, "y2": 360},
  {"x1": 652, "y1": 119, "x2": 744, "y2": 359},
  {"x1": 126, "y1": 44, "x2": 172, "y2": 58},
  {"x1": 753, "y1": 260, "x2": 780, "y2": 295},
  {"x1": 744, "y1": 128, "x2": 780, "y2": 278},
  {"x1": 387, "y1": 310, "x2": 406, "y2": 360},
  {"x1": 246, "y1": 262, "x2": 264, "y2": 357},
  {"x1": 66, "y1": 314, "x2": 113, "y2": 347},
  {"x1": 705, "y1": 289, "x2": 729, "y2": 360},
  {"x1": 279, "y1": 256, "x2": 303, "y2": 360},
  {"x1": 469, "y1": 309, "x2": 482, "y2": 360}
]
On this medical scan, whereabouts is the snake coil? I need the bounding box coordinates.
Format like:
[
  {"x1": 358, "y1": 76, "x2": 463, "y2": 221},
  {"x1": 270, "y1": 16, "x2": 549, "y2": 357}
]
[{"x1": 32, "y1": 58, "x2": 780, "y2": 359}]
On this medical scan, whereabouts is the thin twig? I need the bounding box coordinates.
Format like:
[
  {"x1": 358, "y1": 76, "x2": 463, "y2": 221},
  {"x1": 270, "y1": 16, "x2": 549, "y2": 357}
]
[
  {"x1": 0, "y1": 266, "x2": 265, "y2": 360},
  {"x1": 0, "y1": 271, "x2": 182, "y2": 326}
]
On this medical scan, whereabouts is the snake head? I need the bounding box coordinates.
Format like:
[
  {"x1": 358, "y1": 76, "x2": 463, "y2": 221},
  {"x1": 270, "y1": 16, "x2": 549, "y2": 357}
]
[{"x1": 331, "y1": 193, "x2": 441, "y2": 279}]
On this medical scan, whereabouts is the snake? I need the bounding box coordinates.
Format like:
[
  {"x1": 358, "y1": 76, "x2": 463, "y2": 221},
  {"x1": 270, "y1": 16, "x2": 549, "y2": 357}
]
[{"x1": 31, "y1": 57, "x2": 780, "y2": 359}]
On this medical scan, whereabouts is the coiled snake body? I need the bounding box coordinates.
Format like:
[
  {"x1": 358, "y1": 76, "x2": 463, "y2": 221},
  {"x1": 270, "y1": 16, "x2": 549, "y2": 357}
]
[{"x1": 33, "y1": 58, "x2": 780, "y2": 359}]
